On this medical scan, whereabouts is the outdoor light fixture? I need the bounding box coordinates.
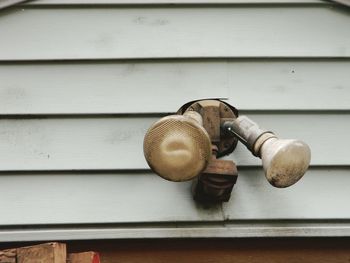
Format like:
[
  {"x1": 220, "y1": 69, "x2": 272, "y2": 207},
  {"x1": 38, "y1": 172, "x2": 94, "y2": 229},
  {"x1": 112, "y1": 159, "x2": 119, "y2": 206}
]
[{"x1": 143, "y1": 99, "x2": 311, "y2": 202}]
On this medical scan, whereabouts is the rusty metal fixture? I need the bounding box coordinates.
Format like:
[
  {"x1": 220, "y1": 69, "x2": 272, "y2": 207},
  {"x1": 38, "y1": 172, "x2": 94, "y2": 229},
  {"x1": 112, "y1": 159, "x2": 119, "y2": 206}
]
[
  {"x1": 177, "y1": 99, "x2": 238, "y2": 157},
  {"x1": 192, "y1": 145, "x2": 237, "y2": 202}
]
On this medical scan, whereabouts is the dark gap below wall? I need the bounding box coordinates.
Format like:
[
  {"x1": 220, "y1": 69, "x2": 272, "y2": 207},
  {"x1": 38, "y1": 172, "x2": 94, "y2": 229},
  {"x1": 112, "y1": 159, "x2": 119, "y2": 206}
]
[{"x1": 1, "y1": 238, "x2": 350, "y2": 263}]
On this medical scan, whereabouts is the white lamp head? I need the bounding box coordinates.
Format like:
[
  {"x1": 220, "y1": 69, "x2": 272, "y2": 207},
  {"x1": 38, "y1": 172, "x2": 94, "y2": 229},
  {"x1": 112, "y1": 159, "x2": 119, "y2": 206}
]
[
  {"x1": 260, "y1": 137, "x2": 311, "y2": 188},
  {"x1": 223, "y1": 116, "x2": 311, "y2": 188}
]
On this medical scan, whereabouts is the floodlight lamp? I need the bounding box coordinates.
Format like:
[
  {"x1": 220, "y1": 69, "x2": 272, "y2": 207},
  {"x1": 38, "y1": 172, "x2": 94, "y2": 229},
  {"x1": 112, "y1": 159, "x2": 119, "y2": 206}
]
[
  {"x1": 143, "y1": 99, "x2": 311, "y2": 202},
  {"x1": 223, "y1": 116, "x2": 311, "y2": 188}
]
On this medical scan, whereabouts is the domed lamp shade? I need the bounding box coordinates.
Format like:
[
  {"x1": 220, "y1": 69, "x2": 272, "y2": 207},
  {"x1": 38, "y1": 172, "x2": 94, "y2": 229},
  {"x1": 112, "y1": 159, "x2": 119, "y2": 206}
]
[{"x1": 143, "y1": 111, "x2": 212, "y2": 182}]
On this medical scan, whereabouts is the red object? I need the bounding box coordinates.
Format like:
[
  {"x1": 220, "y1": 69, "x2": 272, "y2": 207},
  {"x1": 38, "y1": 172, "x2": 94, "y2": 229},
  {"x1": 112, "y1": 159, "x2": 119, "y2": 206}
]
[{"x1": 92, "y1": 253, "x2": 100, "y2": 263}]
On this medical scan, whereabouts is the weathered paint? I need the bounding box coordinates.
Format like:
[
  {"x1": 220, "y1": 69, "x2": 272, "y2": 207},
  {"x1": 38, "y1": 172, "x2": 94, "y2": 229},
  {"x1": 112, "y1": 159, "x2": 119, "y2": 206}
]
[
  {"x1": 0, "y1": 6, "x2": 349, "y2": 60},
  {"x1": 0, "y1": 0, "x2": 349, "y2": 241},
  {"x1": 0, "y1": 114, "x2": 346, "y2": 171}
]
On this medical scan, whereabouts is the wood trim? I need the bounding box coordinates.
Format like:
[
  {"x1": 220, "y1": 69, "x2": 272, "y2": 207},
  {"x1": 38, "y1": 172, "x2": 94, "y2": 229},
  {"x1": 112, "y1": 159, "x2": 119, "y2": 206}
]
[
  {"x1": 1, "y1": 222, "x2": 350, "y2": 242},
  {"x1": 2, "y1": 239, "x2": 350, "y2": 263}
]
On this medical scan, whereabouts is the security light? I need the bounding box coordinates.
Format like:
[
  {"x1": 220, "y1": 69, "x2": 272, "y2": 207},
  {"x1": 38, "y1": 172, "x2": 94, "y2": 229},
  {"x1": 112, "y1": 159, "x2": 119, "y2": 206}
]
[{"x1": 143, "y1": 99, "x2": 311, "y2": 202}]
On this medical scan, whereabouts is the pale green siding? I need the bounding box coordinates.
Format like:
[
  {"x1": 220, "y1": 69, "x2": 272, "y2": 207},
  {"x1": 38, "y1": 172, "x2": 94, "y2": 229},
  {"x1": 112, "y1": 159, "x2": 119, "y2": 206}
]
[
  {"x1": 0, "y1": 114, "x2": 348, "y2": 171},
  {"x1": 0, "y1": 0, "x2": 349, "y2": 241},
  {"x1": 1, "y1": 6, "x2": 349, "y2": 59},
  {"x1": 1, "y1": 60, "x2": 350, "y2": 113}
]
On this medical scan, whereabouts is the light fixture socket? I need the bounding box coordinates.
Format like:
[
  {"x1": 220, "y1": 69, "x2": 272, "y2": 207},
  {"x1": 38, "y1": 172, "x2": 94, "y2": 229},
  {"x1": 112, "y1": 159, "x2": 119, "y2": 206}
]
[
  {"x1": 177, "y1": 99, "x2": 239, "y2": 157},
  {"x1": 177, "y1": 100, "x2": 239, "y2": 202},
  {"x1": 222, "y1": 116, "x2": 275, "y2": 156}
]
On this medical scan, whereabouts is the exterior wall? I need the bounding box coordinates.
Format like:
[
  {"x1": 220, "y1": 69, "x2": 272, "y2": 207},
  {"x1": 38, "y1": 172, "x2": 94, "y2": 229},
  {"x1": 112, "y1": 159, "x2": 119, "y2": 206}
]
[{"x1": 0, "y1": 0, "x2": 349, "y2": 241}]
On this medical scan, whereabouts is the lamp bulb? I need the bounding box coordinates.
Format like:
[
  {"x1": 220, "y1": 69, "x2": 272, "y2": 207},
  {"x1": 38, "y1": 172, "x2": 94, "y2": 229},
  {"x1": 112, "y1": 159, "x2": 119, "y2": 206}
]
[
  {"x1": 143, "y1": 114, "x2": 211, "y2": 182},
  {"x1": 260, "y1": 138, "x2": 311, "y2": 188}
]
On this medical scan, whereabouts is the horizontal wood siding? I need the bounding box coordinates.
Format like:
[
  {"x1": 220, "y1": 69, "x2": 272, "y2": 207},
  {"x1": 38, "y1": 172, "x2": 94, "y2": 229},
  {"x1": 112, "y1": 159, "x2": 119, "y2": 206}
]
[
  {"x1": 0, "y1": 168, "x2": 349, "y2": 226},
  {"x1": 0, "y1": 113, "x2": 347, "y2": 171},
  {"x1": 0, "y1": 6, "x2": 349, "y2": 60},
  {"x1": 1, "y1": 60, "x2": 349, "y2": 114},
  {"x1": 0, "y1": 1, "x2": 349, "y2": 241}
]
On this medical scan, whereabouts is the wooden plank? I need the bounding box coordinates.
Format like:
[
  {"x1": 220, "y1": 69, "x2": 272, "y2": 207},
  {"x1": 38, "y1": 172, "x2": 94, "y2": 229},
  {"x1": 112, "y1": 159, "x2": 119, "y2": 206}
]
[
  {"x1": 0, "y1": 168, "x2": 349, "y2": 226},
  {"x1": 69, "y1": 252, "x2": 100, "y2": 263},
  {"x1": 0, "y1": 172, "x2": 223, "y2": 225},
  {"x1": 24, "y1": 0, "x2": 326, "y2": 5},
  {"x1": 0, "y1": 249, "x2": 16, "y2": 263},
  {"x1": 0, "y1": 113, "x2": 347, "y2": 171},
  {"x1": 227, "y1": 60, "x2": 350, "y2": 111},
  {"x1": 222, "y1": 167, "x2": 350, "y2": 220},
  {"x1": 17, "y1": 243, "x2": 66, "y2": 263},
  {"x1": 0, "y1": 7, "x2": 349, "y2": 60},
  {"x1": 1, "y1": 60, "x2": 349, "y2": 114},
  {"x1": 0, "y1": 61, "x2": 228, "y2": 114}
]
